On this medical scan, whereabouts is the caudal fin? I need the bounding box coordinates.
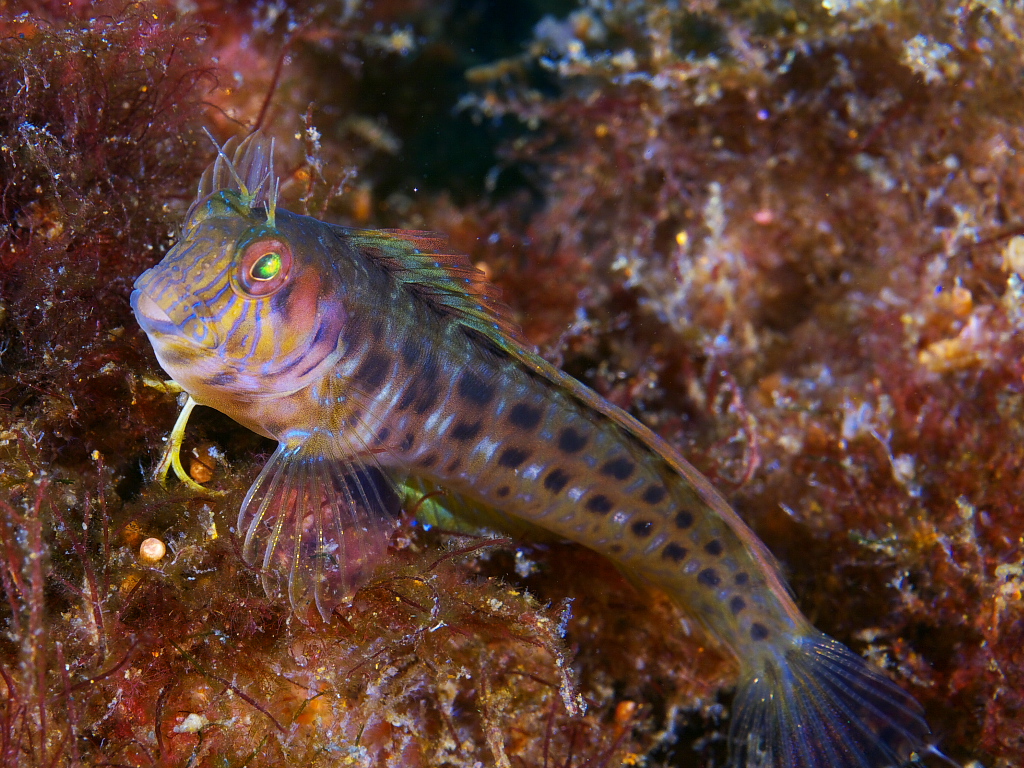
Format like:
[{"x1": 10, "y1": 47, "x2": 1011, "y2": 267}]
[{"x1": 730, "y1": 632, "x2": 934, "y2": 768}]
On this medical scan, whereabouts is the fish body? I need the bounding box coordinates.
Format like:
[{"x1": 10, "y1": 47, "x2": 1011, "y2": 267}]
[{"x1": 133, "y1": 134, "x2": 938, "y2": 768}]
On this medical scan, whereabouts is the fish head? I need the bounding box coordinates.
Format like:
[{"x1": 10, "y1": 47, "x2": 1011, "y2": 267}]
[{"x1": 133, "y1": 182, "x2": 345, "y2": 408}]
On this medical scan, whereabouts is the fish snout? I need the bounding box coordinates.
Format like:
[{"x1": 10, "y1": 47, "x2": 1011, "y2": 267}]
[
  {"x1": 132, "y1": 289, "x2": 172, "y2": 324},
  {"x1": 131, "y1": 287, "x2": 222, "y2": 350},
  {"x1": 131, "y1": 288, "x2": 177, "y2": 337}
]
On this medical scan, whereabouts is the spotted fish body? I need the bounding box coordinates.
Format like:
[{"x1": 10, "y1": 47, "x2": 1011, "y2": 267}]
[{"x1": 133, "y1": 134, "x2": 939, "y2": 768}]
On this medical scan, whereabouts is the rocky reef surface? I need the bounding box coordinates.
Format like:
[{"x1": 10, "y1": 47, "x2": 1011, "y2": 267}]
[{"x1": 0, "y1": 1, "x2": 1020, "y2": 765}]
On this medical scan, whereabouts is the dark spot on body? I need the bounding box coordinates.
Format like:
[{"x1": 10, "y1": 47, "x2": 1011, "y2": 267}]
[
  {"x1": 630, "y1": 520, "x2": 653, "y2": 537},
  {"x1": 498, "y1": 447, "x2": 531, "y2": 469},
  {"x1": 609, "y1": 544, "x2": 623, "y2": 554},
  {"x1": 508, "y1": 402, "x2": 543, "y2": 431},
  {"x1": 451, "y1": 420, "x2": 483, "y2": 441},
  {"x1": 704, "y1": 539, "x2": 723, "y2": 556},
  {"x1": 352, "y1": 353, "x2": 390, "y2": 391},
  {"x1": 585, "y1": 494, "x2": 613, "y2": 514},
  {"x1": 418, "y1": 453, "x2": 437, "y2": 468},
  {"x1": 543, "y1": 468, "x2": 570, "y2": 493},
  {"x1": 413, "y1": 384, "x2": 441, "y2": 414},
  {"x1": 729, "y1": 596, "x2": 746, "y2": 614},
  {"x1": 751, "y1": 623, "x2": 770, "y2": 641},
  {"x1": 447, "y1": 458, "x2": 462, "y2": 473},
  {"x1": 734, "y1": 572, "x2": 749, "y2": 586},
  {"x1": 642, "y1": 485, "x2": 667, "y2": 505},
  {"x1": 674, "y1": 510, "x2": 694, "y2": 529},
  {"x1": 401, "y1": 338, "x2": 421, "y2": 367},
  {"x1": 458, "y1": 370, "x2": 495, "y2": 406},
  {"x1": 662, "y1": 542, "x2": 688, "y2": 563},
  {"x1": 557, "y1": 426, "x2": 588, "y2": 454},
  {"x1": 697, "y1": 568, "x2": 721, "y2": 587},
  {"x1": 600, "y1": 456, "x2": 635, "y2": 481},
  {"x1": 402, "y1": 433, "x2": 416, "y2": 451},
  {"x1": 496, "y1": 486, "x2": 510, "y2": 498},
  {"x1": 397, "y1": 361, "x2": 441, "y2": 414},
  {"x1": 397, "y1": 386, "x2": 416, "y2": 411}
]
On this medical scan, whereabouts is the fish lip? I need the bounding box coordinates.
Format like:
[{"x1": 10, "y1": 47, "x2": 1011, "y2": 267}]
[
  {"x1": 131, "y1": 287, "x2": 222, "y2": 350},
  {"x1": 131, "y1": 288, "x2": 179, "y2": 338}
]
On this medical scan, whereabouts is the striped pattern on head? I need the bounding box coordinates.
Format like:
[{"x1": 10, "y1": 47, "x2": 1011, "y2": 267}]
[{"x1": 133, "y1": 132, "x2": 343, "y2": 403}]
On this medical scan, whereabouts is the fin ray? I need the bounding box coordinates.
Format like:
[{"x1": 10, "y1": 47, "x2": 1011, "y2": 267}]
[
  {"x1": 238, "y1": 432, "x2": 403, "y2": 620},
  {"x1": 330, "y1": 226, "x2": 531, "y2": 348},
  {"x1": 730, "y1": 632, "x2": 932, "y2": 768},
  {"x1": 191, "y1": 131, "x2": 278, "y2": 220}
]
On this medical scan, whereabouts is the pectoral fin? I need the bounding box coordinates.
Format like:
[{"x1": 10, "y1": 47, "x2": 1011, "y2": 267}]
[{"x1": 238, "y1": 432, "x2": 403, "y2": 620}]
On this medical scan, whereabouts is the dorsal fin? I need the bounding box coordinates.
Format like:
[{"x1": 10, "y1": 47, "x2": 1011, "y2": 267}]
[{"x1": 332, "y1": 226, "x2": 532, "y2": 349}]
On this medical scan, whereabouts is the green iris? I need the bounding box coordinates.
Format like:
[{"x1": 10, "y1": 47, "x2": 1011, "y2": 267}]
[{"x1": 251, "y1": 252, "x2": 282, "y2": 281}]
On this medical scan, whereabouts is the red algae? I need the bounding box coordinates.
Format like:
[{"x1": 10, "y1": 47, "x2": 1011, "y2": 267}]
[
  {"x1": 2, "y1": 0, "x2": 1023, "y2": 766},
  {"x1": 0, "y1": 1, "x2": 213, "y2": 473}
]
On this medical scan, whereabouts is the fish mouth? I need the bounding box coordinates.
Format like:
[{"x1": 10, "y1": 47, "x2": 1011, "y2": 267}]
[
  {"x1": 131, "y1": 289, "x2": 179, "y2": 337},
  {"x1": 131, "y1": 286, "x2": 222, "y2": 350}
]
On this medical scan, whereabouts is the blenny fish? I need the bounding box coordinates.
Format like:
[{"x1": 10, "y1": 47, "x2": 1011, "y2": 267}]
[{"x1": 132, "y1": 133, "x2": 944, "y2": 768}]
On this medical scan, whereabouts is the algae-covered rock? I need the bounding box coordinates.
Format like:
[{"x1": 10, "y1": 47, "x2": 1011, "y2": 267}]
[{"x1": 1, "y1": 0, "x2": 1020, "y2": 765}]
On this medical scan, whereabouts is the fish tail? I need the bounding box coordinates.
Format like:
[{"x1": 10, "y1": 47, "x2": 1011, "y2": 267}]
[{"x1": 730, "y1": 631, "x2": 933, "y2": 768}]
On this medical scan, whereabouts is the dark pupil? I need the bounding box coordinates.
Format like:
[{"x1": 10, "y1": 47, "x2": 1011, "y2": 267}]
[{"x1": 251, "y1": 253, "x2": 281, "y2": 281}]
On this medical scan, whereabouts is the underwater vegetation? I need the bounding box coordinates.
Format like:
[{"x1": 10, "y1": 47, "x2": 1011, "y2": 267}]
[{"x1": 0, "y1": 0, "x2": 1022, "y2": 766}]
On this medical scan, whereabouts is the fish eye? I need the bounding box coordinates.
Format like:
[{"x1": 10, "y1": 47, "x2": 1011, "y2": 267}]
[
  {"x1": 236, "y1": 239, "x2": 292, "y2": 297},
  {"x1": 250, "y1": 253, "x2": 282, "y2": 281}
]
